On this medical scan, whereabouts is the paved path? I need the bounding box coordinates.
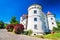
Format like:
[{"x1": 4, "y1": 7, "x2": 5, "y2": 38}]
[{"x1": 0, "y1": 29, "x2": 50, "y2": 40}]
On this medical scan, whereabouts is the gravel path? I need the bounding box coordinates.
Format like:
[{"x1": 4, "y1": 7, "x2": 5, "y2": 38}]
[{"x1": 0, "y1": 29, "x2": 50, "y2": 40}]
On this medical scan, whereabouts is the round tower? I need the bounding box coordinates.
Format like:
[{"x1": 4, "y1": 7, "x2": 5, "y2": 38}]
[
  {"x1": 47, "y1": 11, "x2": 57, "y2": 31},
  {"x1": 27, "y1": 4, "x2": 45, "y2": 35}
]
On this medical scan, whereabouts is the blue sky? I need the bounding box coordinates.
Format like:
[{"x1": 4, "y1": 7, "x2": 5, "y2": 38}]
[{"x1": 0, "y1": 0, "x2": 60, "y2": 24}]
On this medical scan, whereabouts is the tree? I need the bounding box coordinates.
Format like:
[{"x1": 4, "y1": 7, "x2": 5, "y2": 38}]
[
  {"x1": 0, "y1": 21, "x2": 5, "y2": 29},
  {"x1": 53, "y1": 21, "x2": 60, "y2": 32},
  {"x1": 57, "y1": 21, "x2": 60, "y2": 28},
  {"x1": 4, "y1": 23, "x2": 8, "y2": 28},
  {"x1": 10, "y1": 16, "x2": 19, "y2": 25}
]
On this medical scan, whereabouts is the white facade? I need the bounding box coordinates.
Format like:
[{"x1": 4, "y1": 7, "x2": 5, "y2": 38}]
[
  {"x1": 47, "y1": 12, "x2": 57, "y2": 31},
  {"x1": 20, "y1": 14, "x2": 28, "y2": 30},
  {"x1": 20, "y1": 4, "x2": 57, "y2": 35}
]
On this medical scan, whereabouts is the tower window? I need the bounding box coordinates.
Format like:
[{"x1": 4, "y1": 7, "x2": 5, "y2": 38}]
[
  {"x1": 34, "y1": 10, "x2": 37, "y2": 14},
  {"x1": 51, "y1": 18, "x2": 53, "y2": 20},
  {"x1": 34, "y1": 18, "x2": 37, "y2": 21},
  {"x1": 34, "y1": 24, "x2": 37, "y2": 29},
  {"x1": 52, "y1": 22, "x2": 54, "y2": 24}
]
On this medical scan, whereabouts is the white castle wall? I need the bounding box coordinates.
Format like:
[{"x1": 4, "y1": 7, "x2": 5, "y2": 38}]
[
  {"x1": 27, "y1": 4, "x2": 45, "y2": 35},
  {"x1": 20, "y1": 17, "x2": 27, "y2": 29}
]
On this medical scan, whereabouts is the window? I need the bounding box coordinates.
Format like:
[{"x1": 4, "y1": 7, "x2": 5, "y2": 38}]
[
  {"x1": 34, "y1": 34, "x2": 36, "y2": 35},
  {"x1": 52, "y1": 22, "x2": 54, "y2": 24},
  {"x1": 34, "y1": 18, "x2": 37, "y2": 21},
  {"x1": 34, "y1": 10, "x2": 37, "y2": 14},
  {"x1": 51, "y1": 18, "x2": 53, "y2": 20},
  {"x1": 34, "y1": 24, "x2": 37, "y2": 29}
]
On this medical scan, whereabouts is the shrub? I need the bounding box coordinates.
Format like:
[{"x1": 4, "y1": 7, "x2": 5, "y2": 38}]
[
  {"x1": 0, "y1": 21, "x2": 5, "y2": 29},
  {"x1": 53, "y1": 27, "x2": 60, "y2": 33},
  {"x1": 14, "y1": 24, "x2": 24, "y2": 34},
  {"x1": 27, "y1": 30, "x2": 33, "y2": 36},
  {"x1": 45, "y1": 32, "x2": 50, "y2": 34},
  {"x1": 6, "y1": 24, "x2": 14, "y2": 32},
  {"x1": 23, "y1": 31, "x2": 28, "y2": 35}
]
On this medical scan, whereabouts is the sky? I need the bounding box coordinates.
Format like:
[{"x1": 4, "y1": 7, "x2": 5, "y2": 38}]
[{"x1": 0, "y1": 0, "x2": 60, "y2": 24}]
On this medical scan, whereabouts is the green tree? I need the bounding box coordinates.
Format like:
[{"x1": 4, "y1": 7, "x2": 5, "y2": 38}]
[
  {"x1": 0, "y1": 21, "x2": 5, "y2": 29},
  {"x1": 10, "y1": 16, "x2": 19, "y2": 25},
  {"x1": 57, "y1": 21, "x2": 60, "y2": 28},
  {"x1": 4, "y1": 23, "x2": 9, "y2": 28},
  {"x1": 53, "y1": 21, "x2": 60, "y2": 32}
]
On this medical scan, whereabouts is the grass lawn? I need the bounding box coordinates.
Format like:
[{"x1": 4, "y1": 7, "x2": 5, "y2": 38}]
[
  {"x1": 33, "y1": 32, "x2": 60, "y2": 40},
  {"x1": 44, "y1": 32, "x2": 60, "y2": 40}
]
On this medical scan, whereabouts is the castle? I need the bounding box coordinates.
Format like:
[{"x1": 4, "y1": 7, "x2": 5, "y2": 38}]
[{"x1": 20, "y1": 4, "x2": 57, "y2": 35}]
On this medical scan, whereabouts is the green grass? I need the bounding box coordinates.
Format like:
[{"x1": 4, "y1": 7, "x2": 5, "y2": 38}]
[
  {"x1": 44, "y1": 33, "x2": 60, "y2": 38},
  {"x1": 44, "y1": 32, "x2": 60, "y2": 40},
  {"x1": 33, "y1": 35, "x2": 44, "y2": 38},
  {"x1": 33, "y1": 33, "x2": 60, "y2": 40}
]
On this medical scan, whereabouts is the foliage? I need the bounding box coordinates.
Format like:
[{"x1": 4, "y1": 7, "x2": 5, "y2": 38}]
[
  {"x1": 14, "y1": 24, "x2": 24, "y2": 34},
  {"x1": 0, "y1": 21, "x2": 5, "y2": 29},
  {"x1": 57, "y1": 21, "x2": 60, "y2": 28},
  {"x1": 6, "y1": 24, "x2": 14, "y2": 32},
  {"x1": 27, "y1": 30, "x2": 33, "y2": 36},
  {"x1": 53, "y1": 27, "x2": 60, "y2": 32},
  {"x1": 10, "y1": 16, "x2": 19, "y2": 25},
  {"x1": 4, "y1": 23, "x2": 8, "y2": 28},
  {"x1": 23, "y1": 31, "x2": 28, "y2": 35},
  {"x1": 53, "y1": 21, "x2": 60, "y2": 32}
]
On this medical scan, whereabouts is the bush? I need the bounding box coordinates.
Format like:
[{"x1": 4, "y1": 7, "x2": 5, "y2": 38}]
[
  {"x1": 23, "y1": 30, "x2": 33, "y2": 36},
  {"x1": 0, "y1": 21, "x2": 5, "y2": 29},
  {"x1": 27, "y1": 30, "x2": 33, "y2": 36},
  {"x1": 53, "y1": 27, "x2": 60, "y2": 33},
  {"x1": 6, "y1": 24, "x2": 14, "y2": 32},
  {"x1": 45, "y1": 32, "x2": 50, "y2": 34},
  {"x1": 53, "y1": 21, "x2": 60, "y2": 33},
  {"x1": 14, "y1": 24, "x2": 24, "y2": 34},
  {"x1": 23, "y1": 31, "x2": 28, "y2": 35}
]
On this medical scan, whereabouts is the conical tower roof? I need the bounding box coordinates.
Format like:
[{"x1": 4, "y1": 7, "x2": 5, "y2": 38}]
[{"x1": 47, "y1": 11, "x2": 52, "y2": 15}]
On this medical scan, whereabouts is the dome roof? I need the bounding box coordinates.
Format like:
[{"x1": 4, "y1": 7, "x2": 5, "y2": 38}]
[
  {"x1": 28, "y1": 4, "x2": 42, "y2": 10},
  {"x1": 29, "y1": 4, "x2": 41, "y2": 7}
]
